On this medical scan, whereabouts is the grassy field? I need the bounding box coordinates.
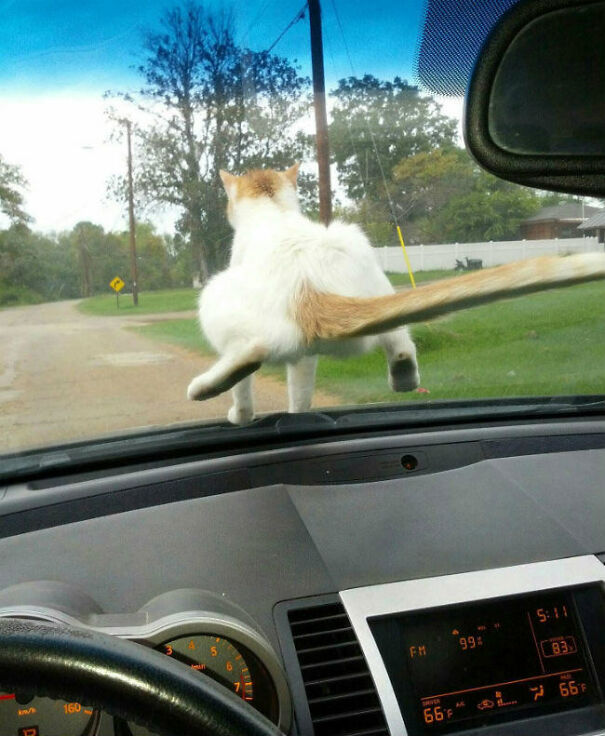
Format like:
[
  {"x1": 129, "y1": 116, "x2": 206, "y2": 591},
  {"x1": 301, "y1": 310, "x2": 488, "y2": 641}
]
[
  {"x1": 77, "y1": 271, "x2": 456, "y2": 316},
  {"x1": 78, "y1": 288, "x2": 198, "y2": 316},
  {"x1": 386, "y1": 269, "x2": 459, "y2": 286},
  {"x1": 131, "y1": 280, "x2": 605, "y2": 403}
]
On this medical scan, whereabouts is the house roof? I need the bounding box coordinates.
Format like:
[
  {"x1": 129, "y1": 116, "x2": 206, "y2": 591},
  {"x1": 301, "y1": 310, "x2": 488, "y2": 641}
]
[
  {"x1": 578, "y1": 209, "x2": 605, "y2": 230},
  {"x1": 523, "y1": 202, "x2": 600, "y2": 223}
]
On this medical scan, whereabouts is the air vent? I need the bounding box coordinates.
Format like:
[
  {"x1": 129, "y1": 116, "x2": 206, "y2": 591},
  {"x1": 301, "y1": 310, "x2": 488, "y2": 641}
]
[{"x1": 287, "y1": 601, "x2": 389, "y2": 736}]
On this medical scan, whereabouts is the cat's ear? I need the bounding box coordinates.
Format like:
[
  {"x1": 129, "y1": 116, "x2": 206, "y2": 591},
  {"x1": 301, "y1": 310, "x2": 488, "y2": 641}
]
[
  {"x1": 284, "y1": 162, "x2": 300, "y2": 187},
  {"x1": 219, "y1": 170, "x2": 237, "y2": 194}
]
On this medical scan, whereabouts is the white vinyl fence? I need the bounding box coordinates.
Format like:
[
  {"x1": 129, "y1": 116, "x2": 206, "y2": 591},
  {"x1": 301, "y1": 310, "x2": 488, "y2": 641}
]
[{"x1": 375, "y1": 237, "x2": 602, "y2": 273}]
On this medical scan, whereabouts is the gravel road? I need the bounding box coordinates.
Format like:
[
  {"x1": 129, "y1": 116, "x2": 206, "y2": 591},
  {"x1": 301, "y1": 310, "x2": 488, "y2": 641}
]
[{"x1": 0, "y1": 300, "x2": 336, "y2": 453}]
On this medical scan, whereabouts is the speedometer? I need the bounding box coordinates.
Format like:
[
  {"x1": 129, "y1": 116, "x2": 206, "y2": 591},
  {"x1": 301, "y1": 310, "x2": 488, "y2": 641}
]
[
  {"x1": 0, "y1": 587, "x2": 292, "y2": 733},
  {"x1": 0, "y1": 692, "x2": 98, "y2": 736}
]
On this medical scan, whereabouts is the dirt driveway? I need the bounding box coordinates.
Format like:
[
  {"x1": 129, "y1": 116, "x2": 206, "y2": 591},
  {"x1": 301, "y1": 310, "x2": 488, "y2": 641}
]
[{"x1": 0, "y1": 300, "x2": 337, "y2": 453}]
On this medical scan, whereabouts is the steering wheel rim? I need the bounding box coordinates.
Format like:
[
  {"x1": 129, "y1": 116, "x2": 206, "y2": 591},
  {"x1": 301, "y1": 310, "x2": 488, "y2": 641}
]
[{"x1": 0, "y1": 618, "x2": 283, "y2": 736}]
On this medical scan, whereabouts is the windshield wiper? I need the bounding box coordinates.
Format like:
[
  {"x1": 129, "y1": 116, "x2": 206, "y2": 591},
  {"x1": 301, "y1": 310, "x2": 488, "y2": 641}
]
[{"x1": 333, "y1": 395, "x2": 605, "y2": 427}]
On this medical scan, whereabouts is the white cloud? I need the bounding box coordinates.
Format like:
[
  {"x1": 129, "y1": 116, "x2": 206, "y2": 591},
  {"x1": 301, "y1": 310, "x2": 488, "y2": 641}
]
[
  {"x1": 435, "y1": 95, "x2": 465, "y2": 142},
  {"x1": 0, "y1": 93, "x2": 177, "y2": 234},
  {"x1": 0, "y1": 91, "x2": 465, "y2": 234}
]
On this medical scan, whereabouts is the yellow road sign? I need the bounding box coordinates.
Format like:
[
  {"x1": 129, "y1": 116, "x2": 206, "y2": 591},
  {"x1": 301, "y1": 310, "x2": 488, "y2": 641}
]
[{"x1": 110, "y1": 276, "x2": 125, "y2": 292}]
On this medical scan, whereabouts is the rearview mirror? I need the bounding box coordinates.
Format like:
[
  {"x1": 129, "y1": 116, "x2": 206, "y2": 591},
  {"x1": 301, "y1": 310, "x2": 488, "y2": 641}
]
[{"x1": 465, "y1": 0, "x2": 605, "y2": 195}]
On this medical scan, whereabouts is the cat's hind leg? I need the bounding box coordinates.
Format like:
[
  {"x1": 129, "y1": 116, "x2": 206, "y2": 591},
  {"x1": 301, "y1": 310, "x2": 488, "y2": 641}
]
[
  {"x1": 287, "y1": 355, "x2": 318, "y2": 413},
  {"x1": 379, "y1": 327, "x2": 420, "y2": 392},
  {"x1": 228, "y1": 375, "x2": 255, "y2": 425},
  {"x1": 187, "y1": 343, "x2": 267, "y2": 401}
]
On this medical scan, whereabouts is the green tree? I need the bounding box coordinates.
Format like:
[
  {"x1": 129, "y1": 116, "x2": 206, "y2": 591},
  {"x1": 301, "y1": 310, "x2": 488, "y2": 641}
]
[
  {"x1": 163, "y1": 231, "x2": 193, "y2": 287},
  {"x1": 0, "y1": 226, "x2": 79, "y2": 303},
  {"x1": 109, "y1": 2, "x2": 311, "y2": 283},
  {"x1": 117, "y1": 223, "x2": 174, "y2": 291},
  {"x1": 329, "y1": 75, "x2": 457, "y2": 204},
  {"x1": 333, "y1": 200, "x2": 395, "y2": 247},
  {"x1": 44, "y1": 234, "x2": 81, "y2": 299},
  {"x1": 62, "y1": 222, "x2": 128, "y2": 297},
  {"x1": 425, "y1": 180, "x2": 541, "y2": 243},
  {"x1": 391, "y1": 147, "x2": 541, "y2": 243},
  {"x1": 0, "y1": 155, "x2": 31, "y2": 225},
  {"x1": 392, "y1": 148, "x2": 476, "y2": 221},
  {"x1": 537, "y1": 192, "x2": 582, "y2": 207}
]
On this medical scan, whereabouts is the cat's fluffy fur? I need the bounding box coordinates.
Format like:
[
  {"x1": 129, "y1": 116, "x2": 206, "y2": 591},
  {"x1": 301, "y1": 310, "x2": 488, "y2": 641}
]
[{"x1": 188, "y1": 164, "x2": 605, "y2": 424}]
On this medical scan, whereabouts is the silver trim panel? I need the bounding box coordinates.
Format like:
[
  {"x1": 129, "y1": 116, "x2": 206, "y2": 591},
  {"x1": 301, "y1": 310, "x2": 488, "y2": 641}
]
[
  {"x1": 340, "y1": 555, "x2": 605, "y2": 736},
  {"x1": 0, "y1": 597, "x2": 292, "y2": 733}
]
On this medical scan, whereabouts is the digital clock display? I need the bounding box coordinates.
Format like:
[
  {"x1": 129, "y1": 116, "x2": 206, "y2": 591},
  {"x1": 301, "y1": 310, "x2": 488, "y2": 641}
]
[{"x1": 369, "y1": 587, "x2": 605, "y2": 735}]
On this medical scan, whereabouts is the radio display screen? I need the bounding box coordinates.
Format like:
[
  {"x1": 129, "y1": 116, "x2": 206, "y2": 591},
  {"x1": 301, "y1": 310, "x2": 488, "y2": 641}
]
[{"x1": 369, "y1": 587, "x2": 604, "y2": 734}]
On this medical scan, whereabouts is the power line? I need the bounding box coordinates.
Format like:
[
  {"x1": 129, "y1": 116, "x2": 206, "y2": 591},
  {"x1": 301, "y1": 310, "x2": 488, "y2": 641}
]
[
  {"x1": 328, "y1": 0, "x2": 400, "y2": 228},
  {"x1": 324, "y1": 17, "x2": 370, "y2": 201},
  {"x1": 239, "y1": 0, "x2": 277, "y2": 48},
  {"x1": 266, "y1": 3, "x2": 307, "y2": 53},
  {"x1": 329, "y1": 0, "x2": 416, "y2": 284},
  {"x1": 239, "y1": 0, "x2": 305, "y2": 119},
  {"x1": 328, "y1": 0, "x2": 356, "y2": 74}
]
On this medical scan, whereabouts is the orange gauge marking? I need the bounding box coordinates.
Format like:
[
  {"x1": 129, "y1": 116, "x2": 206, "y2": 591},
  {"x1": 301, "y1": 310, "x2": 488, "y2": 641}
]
[{"x1": 159, "y1": 635, "x2": 254, "y2": 704}]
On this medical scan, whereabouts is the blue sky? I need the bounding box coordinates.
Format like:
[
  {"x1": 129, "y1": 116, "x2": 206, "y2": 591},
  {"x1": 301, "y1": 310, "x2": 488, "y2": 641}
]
[
  {"x1": 0, "y1": 0, "x2": 465, "y2": 232},
  {"x1": 0, "y1": 0, "x2": 427, "y2": 95}
]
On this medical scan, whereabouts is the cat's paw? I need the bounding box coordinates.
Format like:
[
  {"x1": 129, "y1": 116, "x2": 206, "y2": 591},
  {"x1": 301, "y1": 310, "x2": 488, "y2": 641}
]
[
  {"x1": 389, "y1": 356, "x2": 420, "y2": 392},
  {"x1": 228, "y1": 405, "x2": 255, "y2": 425},
  {"x1": 187, "y1": 376, "x2": 211, "y2": 401}
]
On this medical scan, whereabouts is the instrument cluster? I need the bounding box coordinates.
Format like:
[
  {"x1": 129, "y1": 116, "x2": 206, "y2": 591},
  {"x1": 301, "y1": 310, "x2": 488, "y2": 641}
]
[{"x1": 0, "y1": 583, "x2": 291, "y2": 736}]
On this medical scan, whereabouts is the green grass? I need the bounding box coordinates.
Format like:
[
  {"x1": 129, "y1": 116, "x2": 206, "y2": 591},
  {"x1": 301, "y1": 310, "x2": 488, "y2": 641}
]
[
  {"x1": 77, "y1": 271, "x2": 454, "y2": 317},
  {"x1": 130, "y1": 319, "x2": 290, "y2": 382},
  {"x1": 131, "y1": 280, "x2": 605, "y2": 404},
  {"x1": 387, "y1": 269, "x2": 458, "y2": 286},
  {"x1": 78, "y1": 288, "x2": 198, "y2": 316}
]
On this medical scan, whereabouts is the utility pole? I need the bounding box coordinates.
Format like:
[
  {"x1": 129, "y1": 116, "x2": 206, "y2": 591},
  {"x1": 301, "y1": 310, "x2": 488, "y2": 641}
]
[
  {"x1": 308, "y1": 0, "x2": 332, "y2": 226},
  {"x1": 124, "y1": 119, "x2": 139, "y2": 306}
]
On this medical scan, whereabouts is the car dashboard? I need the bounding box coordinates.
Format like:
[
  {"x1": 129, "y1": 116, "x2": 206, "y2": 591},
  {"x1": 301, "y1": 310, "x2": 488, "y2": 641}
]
[{"x1": 0, "y1": 417, "x2": 604, "y2": 736}]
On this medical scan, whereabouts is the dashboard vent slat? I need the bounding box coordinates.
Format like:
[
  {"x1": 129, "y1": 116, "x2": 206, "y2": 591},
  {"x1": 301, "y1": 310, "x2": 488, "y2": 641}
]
[
  {"x1": 287, "y1": 601, "x2": 390, "y2": 736},
  {"x1": 293, "y1": 625, "x2": 353, "y2": 641},
  {"x1": 306, "y1": 670, "x2": 373, "y2": 687},
  {"x1": 300, "y1": 653, "x2": 365, "y2": 671},
  {"x1": 308, "y1": 687, "x2": 376, "y2": 705},
  {"x1": 297, "y1": 638, "x2": 359, "y2": 655},
  {"x1": 313, "y1": 705, "x2": 384, "y2": 724}
]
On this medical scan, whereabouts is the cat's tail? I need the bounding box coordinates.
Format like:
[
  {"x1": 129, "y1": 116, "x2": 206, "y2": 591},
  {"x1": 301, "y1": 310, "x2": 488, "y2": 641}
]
[{"x1": 295, "y1": 253, "x2": 605, "y2": 341}]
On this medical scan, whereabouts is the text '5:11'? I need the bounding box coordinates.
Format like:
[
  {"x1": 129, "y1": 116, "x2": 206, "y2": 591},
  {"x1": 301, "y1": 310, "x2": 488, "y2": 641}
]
[{"x1": 536, "y1": 606, "x2": 568, "y2": 623}]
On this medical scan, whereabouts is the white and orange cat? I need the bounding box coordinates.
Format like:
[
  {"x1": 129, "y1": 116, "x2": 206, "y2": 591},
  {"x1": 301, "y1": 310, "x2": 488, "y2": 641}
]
[{"x1": 187, "y1": 163, "x2": 605, "y2": 424}]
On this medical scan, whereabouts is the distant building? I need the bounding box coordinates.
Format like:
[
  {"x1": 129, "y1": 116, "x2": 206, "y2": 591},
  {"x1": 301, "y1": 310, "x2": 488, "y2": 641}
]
[
  {"x1": 578, "y1": 209, "x2": 605, "y2": 243},
  {"x1": 520, "y1": 202, "x2": 600, "y2": 239}
]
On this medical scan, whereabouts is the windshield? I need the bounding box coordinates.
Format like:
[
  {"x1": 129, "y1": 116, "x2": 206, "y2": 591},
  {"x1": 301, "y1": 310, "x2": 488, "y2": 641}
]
[{"x1": 1, "y1": 0, "x2": 604, "y2": 459}]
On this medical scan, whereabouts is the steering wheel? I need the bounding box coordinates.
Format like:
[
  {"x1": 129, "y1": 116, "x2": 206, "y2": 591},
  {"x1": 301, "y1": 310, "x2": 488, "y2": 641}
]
[{"x1": 0, "y1": 618, "x2": 283, "y2": 736}]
